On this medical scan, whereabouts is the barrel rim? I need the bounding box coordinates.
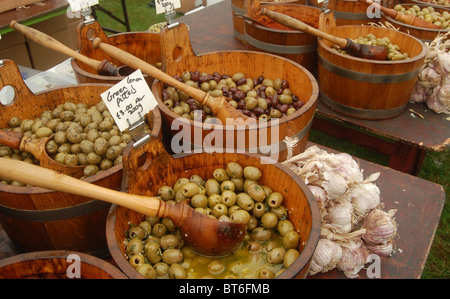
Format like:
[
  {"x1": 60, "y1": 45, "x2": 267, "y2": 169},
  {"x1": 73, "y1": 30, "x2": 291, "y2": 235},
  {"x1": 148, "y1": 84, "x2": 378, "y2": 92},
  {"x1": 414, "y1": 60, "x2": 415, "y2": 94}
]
[
  {"x1": 152, "y1": 49, "x2": 319, "y2": 132},
  {"x1": 243, "y1": 4, "x2": 321, "y2": 33},
  {"x1": 318, "y1": 25, "x2": 428, "y2": 64}
]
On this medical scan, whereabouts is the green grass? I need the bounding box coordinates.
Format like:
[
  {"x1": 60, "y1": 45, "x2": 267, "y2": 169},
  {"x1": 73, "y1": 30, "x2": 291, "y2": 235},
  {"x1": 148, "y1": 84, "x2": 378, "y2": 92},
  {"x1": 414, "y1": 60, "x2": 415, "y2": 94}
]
[{"x1": 93, "y1": 0, "x2": 449, "y2": 279}]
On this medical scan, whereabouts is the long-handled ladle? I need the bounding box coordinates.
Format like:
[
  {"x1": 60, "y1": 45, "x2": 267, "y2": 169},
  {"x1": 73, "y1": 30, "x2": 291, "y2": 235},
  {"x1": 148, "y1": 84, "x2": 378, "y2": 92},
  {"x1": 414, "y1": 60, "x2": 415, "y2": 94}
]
[
  {"x1": 91, "y1": 38, "x2": 254, "y2": 124},
  {"x1": 261, "y1": 8, "x2": 389, "y2": 60},
  {"x1": 0, "y1": 157, "x2": 246, "y2": 256},
  {"x1": 9, "y1": 20, "x2": 133, "y2": 77},
  {"x1": 0, "y1": 130, "x2": 85, "y2": 178}
]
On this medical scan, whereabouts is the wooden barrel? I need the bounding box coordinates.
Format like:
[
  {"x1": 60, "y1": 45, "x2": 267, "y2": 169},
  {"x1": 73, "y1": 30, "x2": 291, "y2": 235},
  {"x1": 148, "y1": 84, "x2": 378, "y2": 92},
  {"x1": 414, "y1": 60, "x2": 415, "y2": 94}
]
[
  {"x1": 381, "y1": 3, "x2": 449, "y2": 43},
  {"x1": 308, "y1": 0, "x2": 383, "y2": 25},
  {"x1": 0, "y1": 59, "x2": 161, "y2": 253},
  {"x1": 244, "y1": 4, "x2": 321, "y2": 74},
  {"x1": 0, "y1": 250, "x2": 127, "y2": 278},
  {"x1": 153, "y1": 23, "x2": 318, "y2": 162},
  {"x1": 106, "y1": 137, "x2": 321, "y2": 279},
  {"x1": 317, "y1": 23, "x2": 427, "y2": 119},
  {"x1": 71, "y1": 20, "x2": 160, "y2": 86},
  {"x1": 231, "y1": 0, "x2": 306, "y2": 44}
]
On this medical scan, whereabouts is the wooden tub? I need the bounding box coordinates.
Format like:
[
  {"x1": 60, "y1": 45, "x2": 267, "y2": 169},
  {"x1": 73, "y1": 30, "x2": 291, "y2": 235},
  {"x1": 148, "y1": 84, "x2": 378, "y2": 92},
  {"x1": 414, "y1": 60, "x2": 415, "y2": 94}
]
[
  {"x1": 71, "y1": 20, "x2": 161, "y2": 87},
  {"x1": 0, "y1": 250, "x2": 127, "y2": 279},
  {"x1": 153, "y1": 23, "x2": 318, "y2": 162},
  {"x1": 0, "y1": 59, "x2": 161, "y2": 253},
  {"x1": 106, "y1": 137, "x2": 321, "y2": 279},
  {"x1": 244, "y1": 3, "x2": 321, "y2": 74},
  {"x1": 317, "y1": 16, "x2": 427, "y2": 119}
]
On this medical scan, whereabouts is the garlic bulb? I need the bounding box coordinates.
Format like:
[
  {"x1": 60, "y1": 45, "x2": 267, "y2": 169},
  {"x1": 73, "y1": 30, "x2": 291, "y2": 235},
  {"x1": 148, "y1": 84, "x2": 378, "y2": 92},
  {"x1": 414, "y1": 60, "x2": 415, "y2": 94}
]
[
  {"x1": 337, "y1": 241, "x2": 371, "y2": 279},
  {"x1": 362, "y1": 209, "x2": 397, "y2": 246},
  {"x1": 308, "y1": 185, "x2": 328, "y2": 210},
  {"x1": 345, "y1": 182, "x2": 381, "y2": 222},
  {"x1": 308, "y1": 239, "x2": 342, "y2": 276},
  {"x1": 419, "y1": 66, "x2": 442, "y2": 89},
  {"x1": 410, "y1": 84, "x2": 431, "y2": 104},
  {"x1": 325, "y1": 201, "x2": 353, "y2": 234},
  {"x1": 434, "y1": 52, "x2": 450, "y2": 75}
]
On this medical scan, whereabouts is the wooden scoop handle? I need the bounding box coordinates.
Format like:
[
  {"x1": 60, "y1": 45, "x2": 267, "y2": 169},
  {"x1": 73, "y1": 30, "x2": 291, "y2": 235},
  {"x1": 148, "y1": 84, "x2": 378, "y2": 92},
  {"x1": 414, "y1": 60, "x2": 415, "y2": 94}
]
[
  {"x1": 261, "y1": 8, "x2": 348, "y2": 49},
  {"x1": 0, "y1": 157, "x2": 165, "y2": 217},
  {"x1": 91, "y1": 37, "x2": 208, "y2": 104},
  {"x1": 9, "y1": 20, "x2": 116, "y2": 75},
  {"x1": 361, "y1": 0, "x2": 441, "y2": 29}
]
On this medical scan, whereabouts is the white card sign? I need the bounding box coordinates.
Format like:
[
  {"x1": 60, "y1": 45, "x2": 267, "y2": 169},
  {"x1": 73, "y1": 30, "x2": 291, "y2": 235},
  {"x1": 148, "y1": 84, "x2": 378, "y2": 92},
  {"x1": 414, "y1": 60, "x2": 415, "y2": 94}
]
[
  {"x1": 68, "y1": 0, "x2": 99, "y2": 12},
  {"x1": 155, "y1": 0, "x2": 181, "y2": 14},
  {"x1": 101, "y1": 69, "x2": 157, "y2": 132}
]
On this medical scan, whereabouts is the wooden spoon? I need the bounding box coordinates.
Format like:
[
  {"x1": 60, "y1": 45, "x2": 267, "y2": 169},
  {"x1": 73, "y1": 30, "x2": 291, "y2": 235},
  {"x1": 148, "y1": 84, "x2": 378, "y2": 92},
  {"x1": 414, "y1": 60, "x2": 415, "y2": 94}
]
[
  {"x1": 261, "y1": 8, "x2": 389, "y2": 60},
  {"x1": 360, "y1": 0, "x2": 441, "y2": 30},
  {"x1": 91, "y1": 38, "x2": 255, "y2": 125},
  {"x1": 0, "y1": 130, "x2": 85, "y2": 178},
  {"x1": 9, "y1": 20, "x2": 127, "y2": 77},
  {"x1": 0, "y1": 157, "x2": 247, "y2": 256}
]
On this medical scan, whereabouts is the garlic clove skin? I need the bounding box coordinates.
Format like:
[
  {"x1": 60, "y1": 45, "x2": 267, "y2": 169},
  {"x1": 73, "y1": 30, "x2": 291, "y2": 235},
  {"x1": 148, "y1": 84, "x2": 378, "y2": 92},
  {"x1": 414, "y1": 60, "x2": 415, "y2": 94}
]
[
  {"x1": 325, "y1": 200, "x2": 353, "y2": 234},
  {"x1": 345, "y1": 182, "x2": 381, "y2": 223},
  {"x1": 364, "y1": 241, "x2": 393, "y2": 257},
  {"x1": 308, "y1": 239, "x2": 342, "y2": 276},
  {"x1": 362, "y1": 209, "x2": 397, "y2": 246},
  {"x1": 337, "y1": 242, "x2": 371, "y2": 279}
]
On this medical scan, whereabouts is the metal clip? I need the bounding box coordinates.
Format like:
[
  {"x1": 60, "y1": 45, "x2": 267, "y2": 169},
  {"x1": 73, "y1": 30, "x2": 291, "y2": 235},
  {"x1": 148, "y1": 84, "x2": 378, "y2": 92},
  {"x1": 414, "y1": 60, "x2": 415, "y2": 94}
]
[
  {"x1": 321, "y1": 0, "x2": 330, "y2": 14},
  {"x1": 81, "y1": 7, "x2": 95, "y2": 25},
  {"x1": 127, "y1": 112, "x2": 151, "y2": 149}
]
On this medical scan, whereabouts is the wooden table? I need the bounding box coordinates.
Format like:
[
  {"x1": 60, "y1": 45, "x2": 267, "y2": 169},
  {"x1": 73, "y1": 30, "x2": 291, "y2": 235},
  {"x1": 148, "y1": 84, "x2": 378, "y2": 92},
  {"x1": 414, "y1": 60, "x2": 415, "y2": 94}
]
[
  {"x1": 0, "y1": 142, "x2": 445, "y2": 279},
  {"x1": 176, "y1": 0, "x2": 450, "y2": 176},
  {"x1": 0, "y1": 0, "x2": 69, "y2": 35}
]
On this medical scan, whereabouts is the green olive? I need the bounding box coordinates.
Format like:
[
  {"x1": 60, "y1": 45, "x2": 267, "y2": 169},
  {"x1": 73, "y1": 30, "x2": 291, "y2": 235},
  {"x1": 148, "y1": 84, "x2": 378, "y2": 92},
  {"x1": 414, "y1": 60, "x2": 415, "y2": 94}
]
[
  {"x1": 230, "y1": 209, "x2": 250, "y2": 224},
  {"x1": 246, "y1": 183, "x2": 266, "y2": 202},
  {"x1": 190, "y1": 174, "x2": 205, "y2": 186},
  {"x1": 236, "y1": 193, "x2": 254, "y2": 211},
  {"x1": 221, "y1": 190, "x2": 237, "y2": 207},
  {"x1": 277, "y1": 219, "x2": 295, "y2": 236},
  {"x1": 267, "y1": 192, "x2": 284, "y2": 208},
  {"x1": 283, "y1": 230, "x2": 300, "y2": 249},
  {"x1": 136, "y1": 263, "x2": 156, "y2": 279},
  {"x1": 207, "y1": 260, "x2": 225, "y2": 275},
  {"x1": 257, "y1": 269, "x2": 275, "y2": 279},
  {"x1": 158, "y1": 185, "x2": 175, "y2": 201},
  {"x1": 261, "y1": 212, "x2": 278, "y2": 229},
  {"x1": 191, "y1": 193, "x2": 208, "y2": 208},
  {"x1": 205, "y1": 179, "x2": 220, "y2": 196},
  {"x1": 152, "y1": 223, "x2": 167, "y2": 238},
  {"x1": 284, "y1": 249, "x2": 300, "y2": 268},
  {"x1": 173, "y1": 178, "x2": 189, "y2": 193},
  {"x1": 252, "y1": 202, "x2": 266, "y2": 218},
  {"x1": 212, "y1": 203, "x2": 228, "y2": 218},
  {"x1": 126, "y1": 237, "x2": 144, "y2": 255},
  {"x1": 169, "y1": 263, "x2": 186, "y2": 279},
  {"x1": 144, "y1": 242, "x2": 162, "y2": 264},
  {"x1": 128, "y1": 254, "x2": 145, "y2": 268},
  {"x1": 128, "y1": 225, "x2": 147, "y2": 240},
  {"x1": 159, "y1": 234, "x2": 179, "y2": 249},
  {"x1": 243, "y1": 166, "x2": 262, "y2": 181},
  {"x1": 181, "y1": 182, "x2": 200, "y2": 197},
  {"x1": 220, "y1": 180, "x2": 235, "y2": 192},
  {"x1": 267, "y1": 247, "x2": 286, "y2": 265},
  {"x1": 154, "y1": 262, "x2": 169, "y2": 278},
  {"x1": 251, "y1": 227, "x2": 272, "y2": 242},
  {"x1": 162, "y1": 248, "x2": 183, "y2": 265},
  {"x1": 213, "y1": 168, "x2": 230, "y2": 182}
]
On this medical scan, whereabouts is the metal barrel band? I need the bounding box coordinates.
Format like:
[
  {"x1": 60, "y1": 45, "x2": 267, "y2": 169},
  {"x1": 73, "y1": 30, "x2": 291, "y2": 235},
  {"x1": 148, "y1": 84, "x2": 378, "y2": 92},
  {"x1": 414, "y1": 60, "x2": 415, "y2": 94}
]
[
  {"x1": 318, "y1": 54, "x2": 421, "y2": 84},
  {"x1": 179, "y1": 117, "x2": 313, "y2": 156},
  {"x1": 245, "y1": 33, "x2": 317, "y2": 55},
  {"x1": 0, "y1": 199, "x2": 111, "y2": 222},
  {"x1": 319, "y1": 91, "x2": 408, "y2": 119},
  {"x1": 234, "y1": 29, "x2": 247, "y2": 42},
  {"x1": 332, "y1": 10, "x2": 372, "y2": 21}
]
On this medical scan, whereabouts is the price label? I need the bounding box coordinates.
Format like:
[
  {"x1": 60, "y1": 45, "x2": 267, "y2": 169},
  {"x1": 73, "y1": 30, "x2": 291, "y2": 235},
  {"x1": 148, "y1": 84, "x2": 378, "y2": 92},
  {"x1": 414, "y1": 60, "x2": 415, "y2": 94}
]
[
  {"x1": 155, "y1": 0, "x2": 181, "y2": 14},
  {"x1": 101, "y1": 69, "x2": 158, "y2": 132},
  {"x1": 68, "y1": 0, "x2": 99, "y2": 12}
]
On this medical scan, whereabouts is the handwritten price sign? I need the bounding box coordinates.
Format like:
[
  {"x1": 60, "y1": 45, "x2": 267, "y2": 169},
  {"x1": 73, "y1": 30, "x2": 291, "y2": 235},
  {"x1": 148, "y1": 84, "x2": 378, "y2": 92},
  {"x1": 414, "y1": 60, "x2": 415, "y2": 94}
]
[
  {"x1": 68, "y1": 0, "x2": 99, "y2": 12},
  {"x1": 155, "y1": 0, "x2": 181, "y2": 14},
  {"x1": 101, "y1": 69, "x2": 158, "y2": 132}
]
